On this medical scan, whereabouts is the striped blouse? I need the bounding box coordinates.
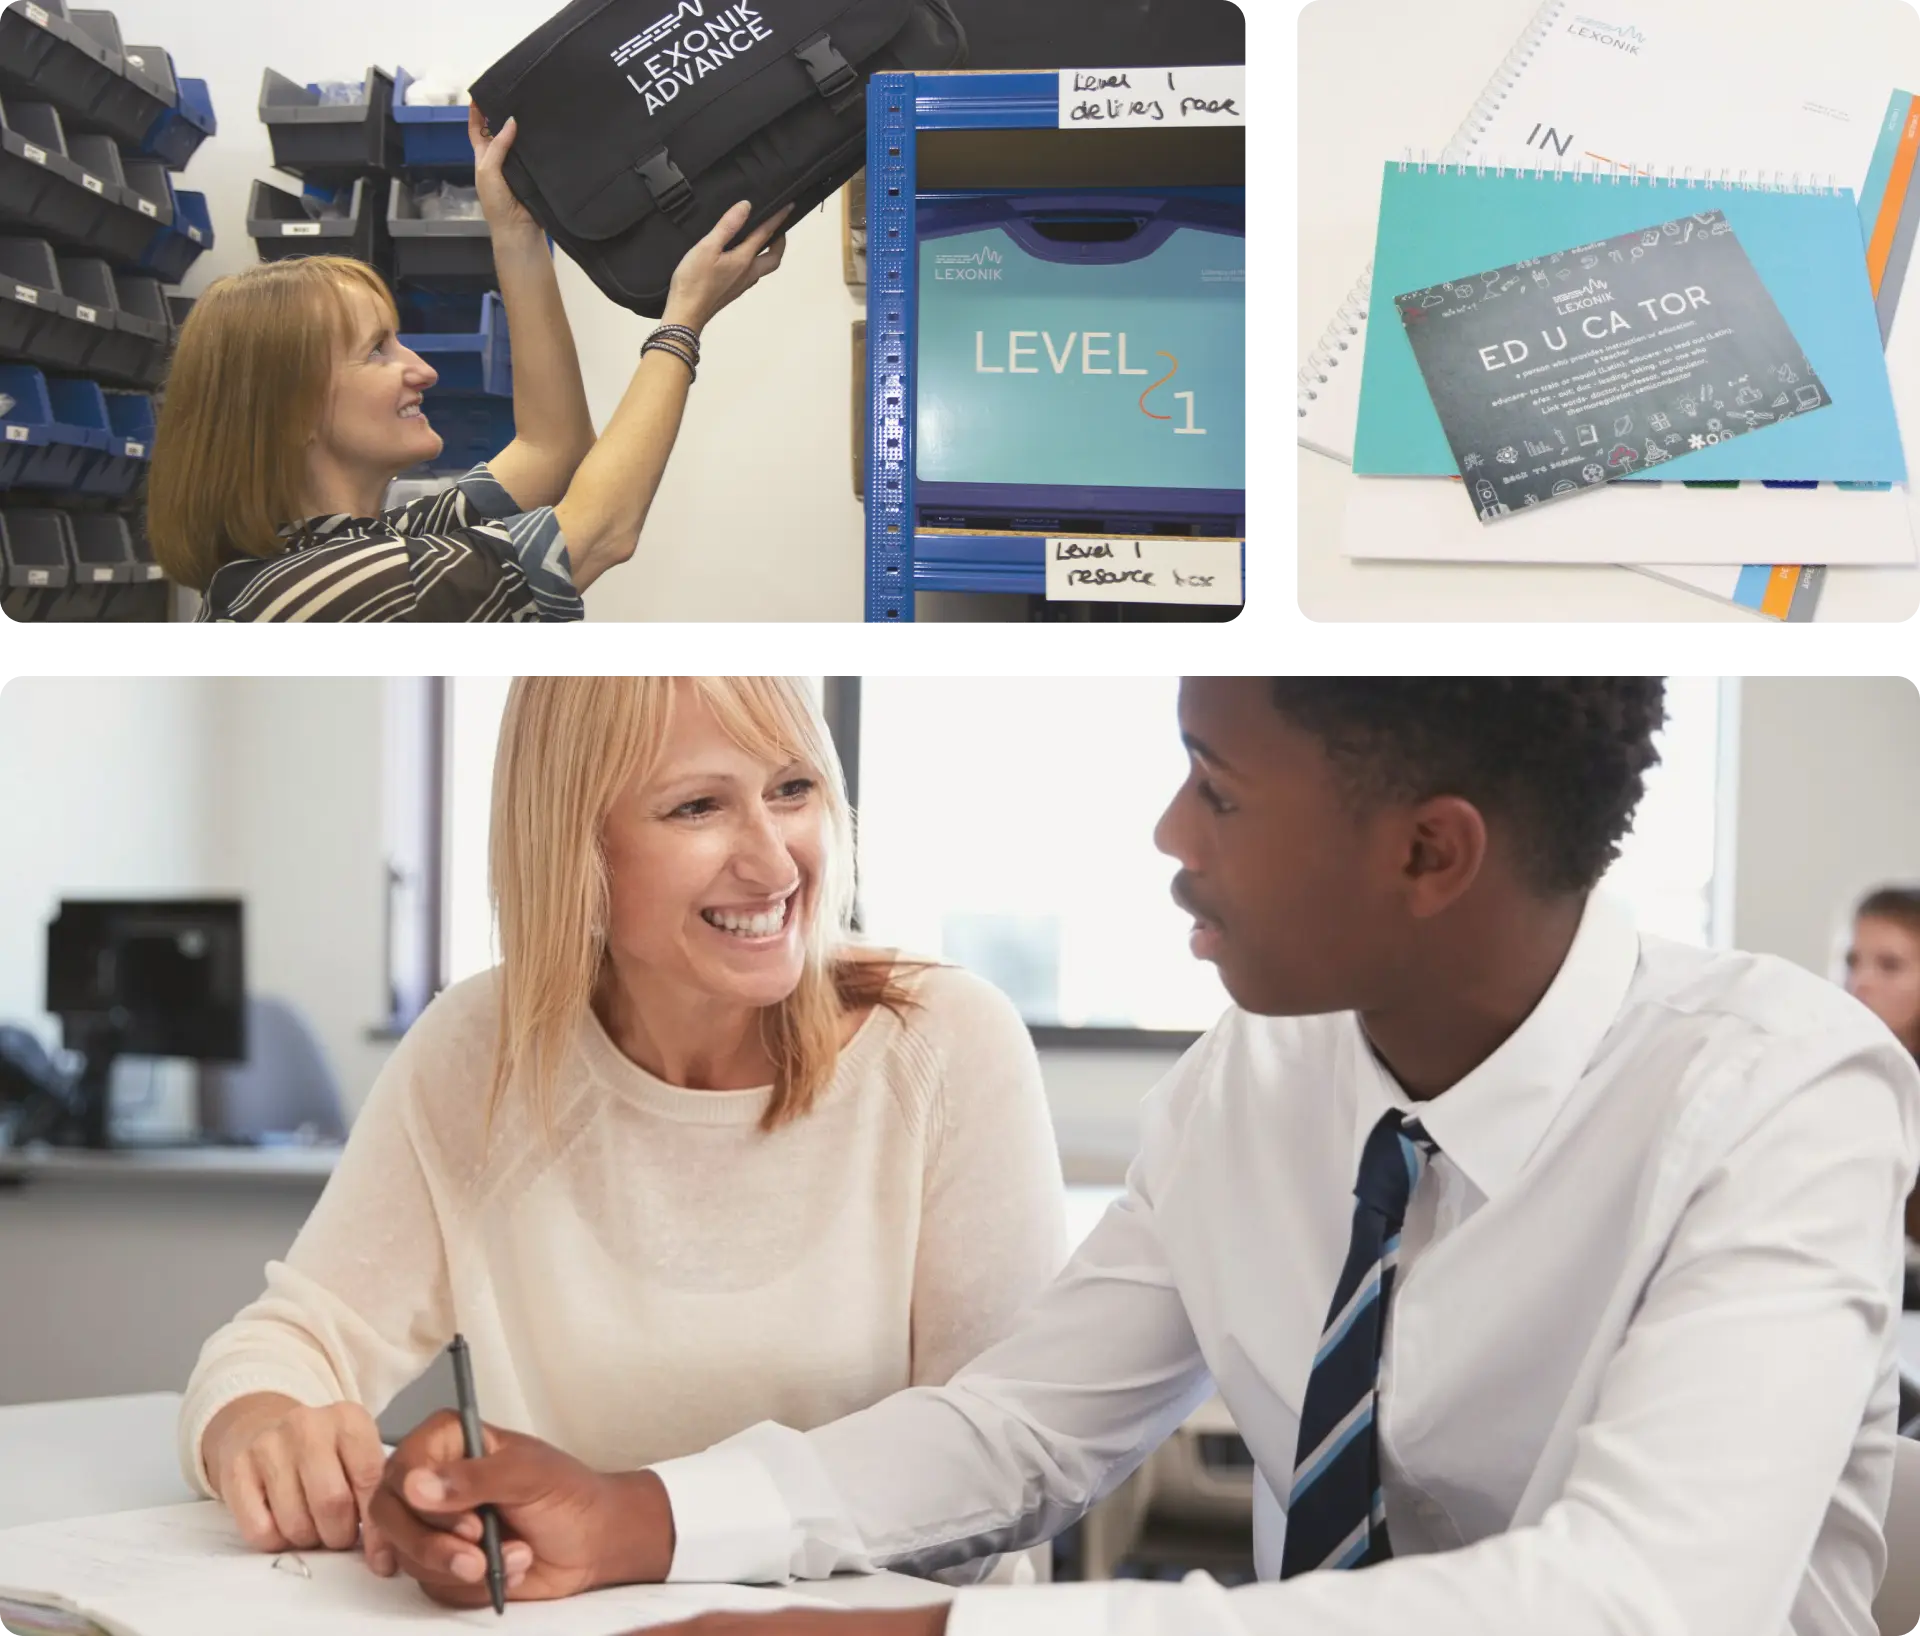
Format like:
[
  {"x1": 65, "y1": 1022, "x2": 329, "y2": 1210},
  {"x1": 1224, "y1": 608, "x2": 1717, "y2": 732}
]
[{"x1": 195, "y1": 465, "x2": 583, "y2": 623}]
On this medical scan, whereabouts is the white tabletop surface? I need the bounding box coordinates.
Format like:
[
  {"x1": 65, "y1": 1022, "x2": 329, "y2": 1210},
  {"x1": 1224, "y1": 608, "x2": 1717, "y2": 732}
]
[
  {"x1": 0, "y1": 1396, "x2": 950, "y2": 1609},
  {"x1": 1296, "y1": 0, "x2": 1920, "y2": 622}
]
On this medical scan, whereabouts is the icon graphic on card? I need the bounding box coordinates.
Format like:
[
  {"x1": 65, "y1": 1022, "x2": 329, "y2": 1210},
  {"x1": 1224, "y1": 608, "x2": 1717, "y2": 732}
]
[
  {"x1": 1576, "y1": 423, "x2": 1598, "y2": 445},
  {"x1": 1613, "y1": 413, "x2": 1633, "y2": 437},
  {"x1": 1794, "y1": 384, "x2": 1823, "y2": 409}
]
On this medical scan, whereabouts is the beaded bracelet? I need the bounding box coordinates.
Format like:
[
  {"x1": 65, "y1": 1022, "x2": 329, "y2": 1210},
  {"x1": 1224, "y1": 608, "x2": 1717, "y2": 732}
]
[
  {"x1": 642, "y1": 334, "x2": 699, "y2": 382},
  {"x1": 650, "y1": 322, "x2": 702, "y2": 358}
]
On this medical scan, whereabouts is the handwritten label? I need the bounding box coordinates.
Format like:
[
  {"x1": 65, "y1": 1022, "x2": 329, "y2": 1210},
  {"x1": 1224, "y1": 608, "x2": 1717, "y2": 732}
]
[
  {"x1": 26, "y1": 568, "x2": 48, "y2": 585},
  {"x1": 90, "y1": 567, "x2": 114, "y2": 582},
  {"x1": 22, "y1": 142, "x2": 46, "y2": 165},
  {"x1": 81, "y1": 173, "x2": 104, "y2": 195},
  {"x1": 1043, "y1": 537, "x2": 1242, "y2": 606},
  {"x1": 281, "y1": 222, "x2": 322, "y2": 237},
  {"x1": 139, "y1": 563, "x2": 163, "y2": 580},
  {"x1": 5, "y1": 427, "x2": 28, "y2": 443},
  {"x1": 14, "y1": 284, "x2": 36, "y2": 305},
  {"x1": 126, "y1": 440, "x2": 146, "y2": 457},
  {"x1": 1058, "y1": 66, "x2": 1244, "y2": 130},
  {"x1": 136, "y1": 198, "x2": 157, "y2": 218},
  {"x1": 188, "y1": 226, "x2": 204, "y2": 243},
  {"x1": 75, "y1": 304, "x2": 97, "y2": 323},
  {"x1": 23, "y1": 2, "x2": 48, "y2": 24}
]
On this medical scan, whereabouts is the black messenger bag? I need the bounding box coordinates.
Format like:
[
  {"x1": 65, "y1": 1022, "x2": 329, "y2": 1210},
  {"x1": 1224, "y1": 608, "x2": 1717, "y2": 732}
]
[{"x1": 472, "y1": 0, "x2": 966, "y2": 316}]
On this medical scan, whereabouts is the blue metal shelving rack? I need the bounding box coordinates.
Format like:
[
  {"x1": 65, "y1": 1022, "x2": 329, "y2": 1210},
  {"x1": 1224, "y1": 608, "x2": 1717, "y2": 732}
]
[{"x1": 862, "y1": 70, "x2": 1245, "y2": 621}]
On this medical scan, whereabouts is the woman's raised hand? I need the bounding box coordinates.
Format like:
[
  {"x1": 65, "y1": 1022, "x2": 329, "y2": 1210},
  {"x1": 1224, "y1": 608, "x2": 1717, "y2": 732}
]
[
  {"x1": 469, "y1": 106, "x2": 542, "y2": 240},
  {"x1": 205, "y1": 1394, "x2": 390, "y2": 1559},
  {"x1": 663, "y1": 201, "x2": 795, "y2": 335}
]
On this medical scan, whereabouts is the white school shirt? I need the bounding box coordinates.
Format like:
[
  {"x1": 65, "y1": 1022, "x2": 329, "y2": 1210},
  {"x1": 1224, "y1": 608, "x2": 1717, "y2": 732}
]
[{"x1": 652, "y1": 893, "x2": 1920, "y2": 1636}]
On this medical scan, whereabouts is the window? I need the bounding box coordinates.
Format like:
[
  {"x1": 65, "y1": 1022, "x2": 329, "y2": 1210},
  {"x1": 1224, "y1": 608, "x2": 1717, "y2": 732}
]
[{"x1": 434, "y1": 678, "x2": 1732, "y2": 1026}]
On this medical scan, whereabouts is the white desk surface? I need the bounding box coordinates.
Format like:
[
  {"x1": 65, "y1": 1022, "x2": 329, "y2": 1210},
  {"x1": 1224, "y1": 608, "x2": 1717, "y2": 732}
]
[
  {"x1": 1296, "y1": 0, "x2": 1920, "y2": 622},
  {"x1": 0, "y1": 1395, "x2": 950, "y2": 1610}
]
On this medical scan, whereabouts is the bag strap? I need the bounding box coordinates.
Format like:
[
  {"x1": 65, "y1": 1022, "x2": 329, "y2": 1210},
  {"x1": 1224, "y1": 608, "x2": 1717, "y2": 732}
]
[
  {"x1": 794, "y1": 33, "x2": 863, "y2": 115},
  {"x1": 635, "y1": 147, "x2": 696, "y2": 223}
]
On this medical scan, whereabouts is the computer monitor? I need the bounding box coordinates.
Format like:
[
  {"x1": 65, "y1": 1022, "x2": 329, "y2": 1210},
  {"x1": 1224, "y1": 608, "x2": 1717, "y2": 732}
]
[{"x1": 44, "y1": 899, "x2": 246, "y2": 1148}]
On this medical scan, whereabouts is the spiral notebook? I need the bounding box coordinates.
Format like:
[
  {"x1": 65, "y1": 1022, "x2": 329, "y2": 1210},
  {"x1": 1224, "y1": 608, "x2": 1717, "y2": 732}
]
[
  {"x1": 1353, "y1": 165, "x2": 1904, "y2": 502},
  {"x1": 1298, "y1": 0, "x2": 1898, "y2": 463}
]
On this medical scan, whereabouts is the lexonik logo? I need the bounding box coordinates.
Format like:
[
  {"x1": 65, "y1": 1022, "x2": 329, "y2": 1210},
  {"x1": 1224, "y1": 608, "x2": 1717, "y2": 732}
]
[
  {"x1": 931, "y1": 246, "x2": 1004, "y2": 282},
  {"x1": 611, "y1": 0, "x2": 776, "y2": 114}
]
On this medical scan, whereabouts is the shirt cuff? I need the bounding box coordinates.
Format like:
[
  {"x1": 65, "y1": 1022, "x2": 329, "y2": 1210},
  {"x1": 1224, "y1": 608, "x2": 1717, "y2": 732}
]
[
  {"x1": 945, "y1": 1584, "x2": 1113, "y2": 1636},
  {"x1": 452, "y1": 464, "x2": 521, "y2": 521},
  {"x1": 650, "y1": 1447, "x2": 797, "y2": 1584}
]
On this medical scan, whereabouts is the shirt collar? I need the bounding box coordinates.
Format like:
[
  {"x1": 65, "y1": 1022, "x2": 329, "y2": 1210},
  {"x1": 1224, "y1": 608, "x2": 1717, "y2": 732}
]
[{"x1": 1346, "y1": 891, "x2": 1642, "y2": 1201}]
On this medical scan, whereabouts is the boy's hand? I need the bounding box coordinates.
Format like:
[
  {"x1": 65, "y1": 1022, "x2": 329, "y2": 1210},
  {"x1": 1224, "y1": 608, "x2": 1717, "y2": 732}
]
[{"x1": 366, "y1": 1412, "x2": 675, "y2": 1606}]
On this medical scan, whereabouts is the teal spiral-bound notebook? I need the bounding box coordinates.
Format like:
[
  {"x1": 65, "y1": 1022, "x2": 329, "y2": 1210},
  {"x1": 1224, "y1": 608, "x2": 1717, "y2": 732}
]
[{"x1": 1353, "y1": 161, "x2": 1905, "y2": 485}]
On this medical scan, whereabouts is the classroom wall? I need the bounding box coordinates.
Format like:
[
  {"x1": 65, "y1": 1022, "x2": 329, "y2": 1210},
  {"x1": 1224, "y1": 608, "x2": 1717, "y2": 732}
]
[
  {"x1": 1731, "y1": 676, "x2": 1920, "y2": 980},
  {"x1": 141, "y1": 0, "x2": 868, "y2": 621}
]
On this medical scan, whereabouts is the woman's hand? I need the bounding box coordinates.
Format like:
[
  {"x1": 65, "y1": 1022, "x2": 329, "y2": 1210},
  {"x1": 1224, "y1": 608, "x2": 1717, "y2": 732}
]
[
  {"x1": 366, "y1": 1412, "x2": 675, "y2": 1606},
  {"x1": 470, "y1": 106, "x2": 541, "y2": 242},
  {"x1": 662, "y1": 200, "x2": 794, "y2": 335},
  {"x1": 204, "y1": 1393, "x2": 389, "y2": 1559}
]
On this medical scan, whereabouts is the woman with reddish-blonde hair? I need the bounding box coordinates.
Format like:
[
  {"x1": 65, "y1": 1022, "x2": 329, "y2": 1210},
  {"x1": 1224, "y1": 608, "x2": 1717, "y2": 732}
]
[
  {"x1": 148, "y1": 111, "x2": 787, "y2": 621},
  {"x1": 179, "y1": 678, "x2": 1067, "y2": 1576}
]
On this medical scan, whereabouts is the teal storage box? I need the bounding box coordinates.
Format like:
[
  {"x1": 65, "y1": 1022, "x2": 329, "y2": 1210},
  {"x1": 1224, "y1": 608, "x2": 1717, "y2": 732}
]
[{"x1": 914, "y1": 191, "x2": 1244, "y2": 525}]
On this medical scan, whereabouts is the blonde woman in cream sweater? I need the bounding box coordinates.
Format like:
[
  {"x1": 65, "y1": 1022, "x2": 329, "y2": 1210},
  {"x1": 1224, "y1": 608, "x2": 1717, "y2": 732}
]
[{"x1": 179, "y1": 677, "x2": 1068, "y2": 1578}]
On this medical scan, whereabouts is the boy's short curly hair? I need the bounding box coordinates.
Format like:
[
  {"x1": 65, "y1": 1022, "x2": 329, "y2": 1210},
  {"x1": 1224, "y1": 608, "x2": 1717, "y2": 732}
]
[{"x1": 1268, "y1": 679, "x2": 1669, "y2": 895}]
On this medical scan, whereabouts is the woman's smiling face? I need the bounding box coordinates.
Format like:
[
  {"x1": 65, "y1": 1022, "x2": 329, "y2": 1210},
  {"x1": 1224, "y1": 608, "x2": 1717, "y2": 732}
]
[
  {"x1": 599, "y1": 683, "x2": 825, "y2": 1012},
  {"x1": 311, "y1": 283, "x2": 444, "y2": 493}
]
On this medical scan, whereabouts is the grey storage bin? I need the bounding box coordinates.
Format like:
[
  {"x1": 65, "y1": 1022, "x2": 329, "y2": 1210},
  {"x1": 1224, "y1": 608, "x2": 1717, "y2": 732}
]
[
  {"x1": 0, "y1": 234, "x2": 75, "y2": 365},
  {"x1": 118, "y1": 153, "x2": 173, "y2": 229},
  {"x1": 0, "y1": 503, "x2": 72, "y2": 618},
  {"x1": 66, "y1": 10, "x2": 173, "y2": 143},
  {"x1": 1, "y1": 100, "x2": 107, "y2": 245},
  {"x1": 247, "y1": 175, "x2": 390, "y2": 275},
  {"x1": 386, "y1": 177, "x2": 493, "y2": 289},
  {"x1": 0, "y1": 0, "x2": 130, "y2": 145},
  {"x1": 61, "y1": 129, "x2": 149, "y2": 261},
  {"x1": 67, "y1": 509, "x2": 136, "y2": 583},
  {"x1": 258, "y1": 65, "x2": 400, "y2": 185}
]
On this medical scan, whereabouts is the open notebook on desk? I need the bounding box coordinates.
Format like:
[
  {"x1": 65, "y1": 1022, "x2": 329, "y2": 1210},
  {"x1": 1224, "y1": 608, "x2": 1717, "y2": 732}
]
[{"x1": 0, "y1": 1503, "x2": 831, "y2": 1636}]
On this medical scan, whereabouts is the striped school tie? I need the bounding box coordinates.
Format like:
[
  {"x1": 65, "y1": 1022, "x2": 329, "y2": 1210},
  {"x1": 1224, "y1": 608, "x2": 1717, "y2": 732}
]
[{"x1": 1279, "y1": 1108, "x2": 1437, "y2": 1578}]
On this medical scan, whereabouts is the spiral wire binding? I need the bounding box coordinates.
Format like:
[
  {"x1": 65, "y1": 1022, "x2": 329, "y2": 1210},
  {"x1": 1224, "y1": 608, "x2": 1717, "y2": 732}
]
[{"x1": 1299, "y1": 0, "x2": 1570, "y2": 420}]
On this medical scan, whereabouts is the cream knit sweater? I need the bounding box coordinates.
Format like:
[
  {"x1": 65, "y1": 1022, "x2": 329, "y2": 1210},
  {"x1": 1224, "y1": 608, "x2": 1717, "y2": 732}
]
[{"x1": 178, "y1": 962, "x2": 1068, "y2": 1494}]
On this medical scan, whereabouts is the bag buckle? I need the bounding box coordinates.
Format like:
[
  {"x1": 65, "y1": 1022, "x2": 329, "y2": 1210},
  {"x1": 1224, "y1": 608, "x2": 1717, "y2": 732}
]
[
  {"x1": 795, "y1": 35, "x2": 862, "y2": 114},
  {"x1": 637, "y1": 148, "x2": 695, "y2": 221}
]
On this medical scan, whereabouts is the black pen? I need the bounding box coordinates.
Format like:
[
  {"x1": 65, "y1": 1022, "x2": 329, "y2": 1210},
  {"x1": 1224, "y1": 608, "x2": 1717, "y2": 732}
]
[{"x1": 447, "y1": 1333, "x2": 507, "y2": 1615}]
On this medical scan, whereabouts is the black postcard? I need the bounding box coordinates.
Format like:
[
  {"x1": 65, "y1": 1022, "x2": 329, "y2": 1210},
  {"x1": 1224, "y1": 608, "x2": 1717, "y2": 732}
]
[{"x1": 1393, "y1": 211, "x2": 1832, "y2": 522}]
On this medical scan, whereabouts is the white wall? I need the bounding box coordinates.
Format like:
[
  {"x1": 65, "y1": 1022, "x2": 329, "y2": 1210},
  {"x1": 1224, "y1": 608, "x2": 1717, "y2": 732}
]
[
  {"x1": 140, "y1": 0, "x2": 867, "y2": 620},
  {"x1": 0, "y1": 678, "x2": 219, "y2": 1036},
  {"x1": 1731, "y1": 677, "x2": 1920, "y2": 980}
]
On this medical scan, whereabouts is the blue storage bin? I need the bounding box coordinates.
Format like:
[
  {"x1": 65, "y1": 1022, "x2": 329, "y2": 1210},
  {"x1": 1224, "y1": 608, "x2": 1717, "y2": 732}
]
[
  {"x1": 82, "y1": 386, "x2": 152, "y2": 495},
  {"x1": 405, "y1": 393, "x2": 514, "y2": 476},
  {"x1": 391, "y1": 69, "x2": 471, "y2": 173},
  {"x1": 140, "y1": 185, "x2": 210, "y2": 281},
  {"x1": 137, "y1": 68, "x2": 215, "y2": 169},
  {"x1": 0, "y1": 364, "x2": 106, "y2": 488},
  {"x1": 399, "y1": 289, "x2": 510, "y2": 395},
  {"x1": 913, "y1": 190, "x2": 1245, "y2": 524}
]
